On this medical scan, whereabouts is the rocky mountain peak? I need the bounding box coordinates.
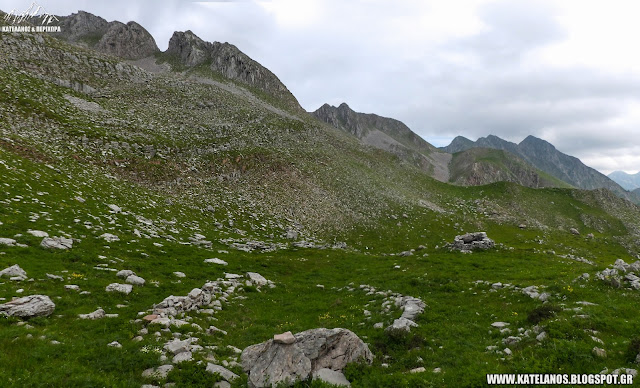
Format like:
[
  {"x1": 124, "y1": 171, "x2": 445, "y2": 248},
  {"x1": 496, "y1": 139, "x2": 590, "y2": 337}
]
[
  {"x1": 165, "y1": 29, "x2": 300, "y2": 109},
  {"x1": 520, "y1": 135, "x2": 555, "y2": 151},
  {"x1": 166, "y1": 30, "x2": 212, "y2": 67},
  {"x1": 57, "y1": 11, "x2": 159, "y2": 60},
  {"x1": 95, "y1": 21, "x2": 159, "y2": 60},
  {"x1": 59, "y1": 10, "x2": 109, "y2": 42}
]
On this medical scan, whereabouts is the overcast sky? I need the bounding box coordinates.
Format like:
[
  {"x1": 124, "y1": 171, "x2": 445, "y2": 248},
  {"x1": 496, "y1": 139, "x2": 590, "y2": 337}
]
[{"x1": 5, "y1": 0, "x2": 640, "y2": 174}]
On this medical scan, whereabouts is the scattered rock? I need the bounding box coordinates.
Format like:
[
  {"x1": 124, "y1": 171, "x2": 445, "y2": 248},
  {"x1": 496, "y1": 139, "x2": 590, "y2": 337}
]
[
  {"x1": 409, "y1": 367, "x2": 426, "y2": 373},
  {"x1": 0, "y1": 295, "x2": 55, "y2": 318},
  {"x1": 79, "y1": 308, "x2": 106, "y2": 320},
  {"x1": 173, "y1": 351, "x2": 193, "y2": 363},
  {"x1": 27, "y1": 230, "x2": 48, "y2": 238},
  {"x1": 593, "y1": 347, "x2": 606, "y2": 358},
  {"x1": 313, "y1": 368, "x2": 350, "y2": 386},
  {"x1": 570, "y1": 228, "x2": 580, "y2": 235},
  {"x1": 0, "y1": 264, "x2": 27, "y2": 281},
  {"x1": 41, "y1": 237, "x2": 73, "y2": 249},
  {"x1": 204, "y1": 258, "x2": 228, "y2": 265},
  {"x1": 206, "y1": 363, "x2": 239, "y2": 382},
  {"x1": 0, "y1": 237, "x2": 17, "y2": 246},
  {"x1": 173, "y1": 272, "x2": 186, "y2": 278},
  {"x1": 105, "y1": 283, "x2": 133, "y2": 294},
  {"x1": 142, "y1": 364, "x2": 174, "y2": 380},
  {"x1": 99, "y1": 233, "x2": 120, "y2": 242},
  {"x1": 126, "y1": 275, "x2": 146, "y2": 286},
  {"x1": 107, "y1": 341, "x2": 122, "y2": 348},
  {"x1": 116, "y1": 269, "x2": 135, "y2": 279},
  {"x1": 246, "y1": 272, "x2": 268, "y2": 286}
]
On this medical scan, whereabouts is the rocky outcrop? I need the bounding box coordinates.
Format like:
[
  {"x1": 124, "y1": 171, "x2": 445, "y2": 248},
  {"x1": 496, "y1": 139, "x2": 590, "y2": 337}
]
[
  {"x1": 448, "y1": 232, "x2": 495, "y2": 252},
  {"x1": 0, "y1": 295, "x2": 55, "y2": 318},
  {"x1": 241, "y1": 328, "x2": 373, "y2": 388},
  {"x1": 596, "y1": 259, "x2": 640, "y2": 289},
  {"x1": 57, "y1": 11, "x2": 159, "y2": 60},
  {"x1": 165, "y1": 30, "x2": 300, "y2": 109},
  {"x1": 95, "y1": 21, "x2": 159, "y2": 60}
]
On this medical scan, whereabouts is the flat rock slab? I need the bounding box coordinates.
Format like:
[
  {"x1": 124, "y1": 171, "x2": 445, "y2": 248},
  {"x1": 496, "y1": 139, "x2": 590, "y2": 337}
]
[
  {"x1": 204, "y1": 258, "x2": 228, "y2": 265},
  {"x1": 0, "y1": 295, "x2": 55, "y2": 318}
]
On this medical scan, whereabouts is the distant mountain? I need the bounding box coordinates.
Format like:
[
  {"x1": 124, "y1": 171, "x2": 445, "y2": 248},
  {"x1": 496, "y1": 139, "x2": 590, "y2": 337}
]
[
  {"x1": 449, "y1": 148, "x2": 573, "y2": 188},
  {"x1": 442, "y1": 135, "x2": 637, "y2": 202},
  {"x1": 608, "y1": 171, "x2": 640, "y2": 191},
  {"x1": 313, "y1": 103, "x2": 451, "y2": 180}
]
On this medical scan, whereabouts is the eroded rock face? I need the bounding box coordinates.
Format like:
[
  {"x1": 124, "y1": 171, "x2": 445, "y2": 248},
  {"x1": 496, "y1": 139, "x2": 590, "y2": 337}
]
[
  {"x1": 0, "y1": 295, "x2": 55, "y2": 318},
  {"x1": 448, "y1": 232, "x2": 495, "y2": 252},
  {"x1": 241, "y1": 328, "x2": 372, "y2": 388}
]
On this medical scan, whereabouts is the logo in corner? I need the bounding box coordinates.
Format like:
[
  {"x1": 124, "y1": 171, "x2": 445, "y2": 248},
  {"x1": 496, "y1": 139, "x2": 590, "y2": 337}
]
[{"x1": 2, "y1": 1, "x2": 61, "y2": 33}]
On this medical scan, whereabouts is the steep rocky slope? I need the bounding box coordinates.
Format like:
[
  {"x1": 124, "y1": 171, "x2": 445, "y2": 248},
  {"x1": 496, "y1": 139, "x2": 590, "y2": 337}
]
[{"x1": 313, "y1": 103, "x2": 451, "y2": 181}]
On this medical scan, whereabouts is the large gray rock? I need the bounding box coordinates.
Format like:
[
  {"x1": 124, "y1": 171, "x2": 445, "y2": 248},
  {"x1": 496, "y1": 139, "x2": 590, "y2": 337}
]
[
  {"x1": 241, "y1": 328, "x2": 372, "y2": 388},
  {"x1": 0, "y1": 295, "x2": 55, "y2": 318},
  {"x1": 0, "y1": 264, "x2": 27, "y2": 280},
  {"x1": 105, "y1": 283, "x2": 133, "y2": 294},
  {"x1": 126, "y1": 275, "x2": 146, "y2": 286},
  {"x1": 241, "y1": 339, "x2": 311, "y2": 388},
  {"x1": 41, "y1": 237, "x2": 73, "y2": 249}
]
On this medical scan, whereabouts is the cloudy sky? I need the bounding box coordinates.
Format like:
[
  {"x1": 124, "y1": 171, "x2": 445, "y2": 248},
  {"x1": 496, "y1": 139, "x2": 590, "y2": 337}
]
[{"x1": 5, "y1": 0, "x2": 640, "y2": 174}]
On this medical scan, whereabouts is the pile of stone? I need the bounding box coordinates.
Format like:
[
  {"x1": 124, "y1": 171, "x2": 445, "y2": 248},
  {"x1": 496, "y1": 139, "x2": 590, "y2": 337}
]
[
  {"x1": 447, "y1": 232, "x2": 495, "y2": 252},
  {"x1": 386, "y1": 296, "x2": 426, "y2": 332},
  {"x1": 241, "y1": 328, "x2": 373, "y2": 387},
  {"x1": 596, "y1": 259, "x2": 640, "y2": 289},
  {"x1": 151, "y1": 272, "x2": 273, "y2": 319},
  {"x1": 449, "y1": 232, "x2": 495, "y2": 252}
]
